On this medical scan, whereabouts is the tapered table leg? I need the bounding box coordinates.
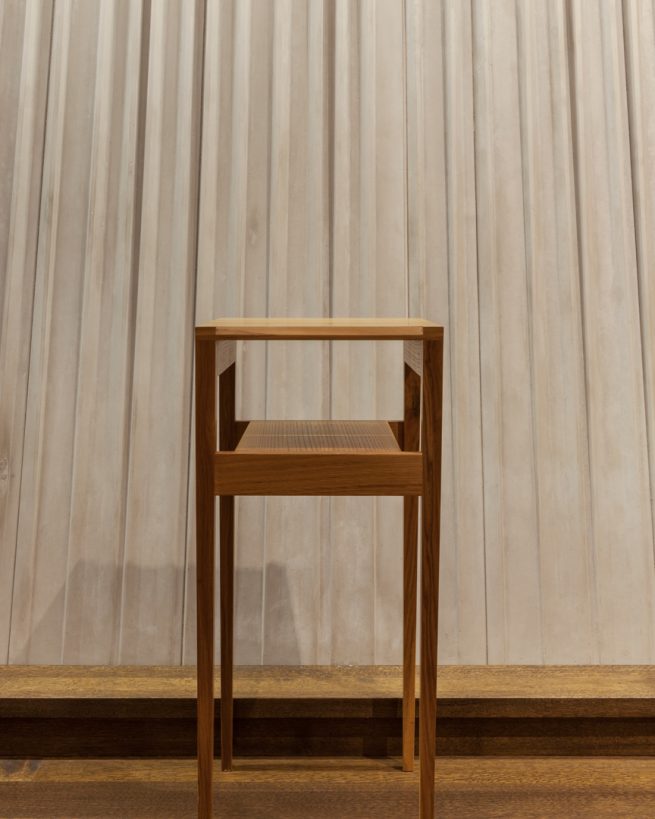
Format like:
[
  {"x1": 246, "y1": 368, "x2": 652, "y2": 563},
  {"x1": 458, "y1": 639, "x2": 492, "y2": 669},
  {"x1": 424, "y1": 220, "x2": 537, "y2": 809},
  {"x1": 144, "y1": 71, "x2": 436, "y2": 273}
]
[
  {"x1": 403, "y1": 495, "x2": 418, "y2": 772},
  {"x1": 403, "y1": 363, "x2": 421, "y2": 773},
  {"x1": 219, "y1": 362, "x2": 236, "y2": 772},
  {"x1": 196, "y1": 339, "x2": 216, "y2": 819},
  {"x1": 220, "y1": 495, "x2": 234, "y2": 770},
  {"x1": 419, "y1": 337, "x2": 443, "y2": 819}
]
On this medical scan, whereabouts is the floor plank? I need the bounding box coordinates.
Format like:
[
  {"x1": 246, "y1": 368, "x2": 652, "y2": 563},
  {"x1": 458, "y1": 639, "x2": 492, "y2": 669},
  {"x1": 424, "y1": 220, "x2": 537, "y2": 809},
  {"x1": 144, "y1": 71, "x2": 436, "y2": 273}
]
[
  {"x1": 3, "y1": 665, "x2": 655, "y2": 715},
  {"x1": 1, "y1": 757, "x2": 654, "y2": 817},
  {"x1": 2, "y1": 666, "x2": 655, "y2": 760}
]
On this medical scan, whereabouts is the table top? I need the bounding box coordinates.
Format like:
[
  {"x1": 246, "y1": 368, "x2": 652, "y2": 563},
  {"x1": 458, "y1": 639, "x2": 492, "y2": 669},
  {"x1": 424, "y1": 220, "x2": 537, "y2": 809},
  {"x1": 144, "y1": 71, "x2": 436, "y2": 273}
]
[{"x1": 195, "y1": 317, "x2": 443, "y2": 340}]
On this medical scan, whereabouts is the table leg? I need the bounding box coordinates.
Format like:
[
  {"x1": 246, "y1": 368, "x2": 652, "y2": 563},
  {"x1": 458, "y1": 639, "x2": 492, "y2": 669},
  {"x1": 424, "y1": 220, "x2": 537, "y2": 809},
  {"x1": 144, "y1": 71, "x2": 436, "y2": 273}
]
[
  {"x1": 403, "y1": 495, "x2": 419, "y2": 772},
  {"x1": 419, "y1": 337, "x2": 443, "y2": 818},
  {"x1": 220, "y1": 495, "x2": 234, "y2": 771},
  {"x1": 403, "y1": 362, "x2": 421, "y2": 773},
  {"x1": 196, "y1": 339, "x2": 216, "y2": 819},
  {"x1": 219, "y1": 362, "x2": 236, "y2": 773}
]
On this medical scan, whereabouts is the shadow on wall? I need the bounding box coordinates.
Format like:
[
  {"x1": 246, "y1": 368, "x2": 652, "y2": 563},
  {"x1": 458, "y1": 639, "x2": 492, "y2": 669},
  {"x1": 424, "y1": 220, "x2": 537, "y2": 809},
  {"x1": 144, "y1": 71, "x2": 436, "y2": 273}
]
[
  {"x1": 260, "y1": 563, "x2": 302, "y2": 666},
  {"x1": 9, "y1": 559, "x2": 300, "y2": 666},
  {"x1": 186, "y1": 563, "x2": 302, "y2": 666}
]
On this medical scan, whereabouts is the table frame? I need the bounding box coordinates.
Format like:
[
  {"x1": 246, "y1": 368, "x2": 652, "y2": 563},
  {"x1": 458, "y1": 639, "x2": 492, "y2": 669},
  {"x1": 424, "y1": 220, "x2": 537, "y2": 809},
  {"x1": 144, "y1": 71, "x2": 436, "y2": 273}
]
[{"x1": 195, "y1": 321, "x2": 444, "y2": 818}]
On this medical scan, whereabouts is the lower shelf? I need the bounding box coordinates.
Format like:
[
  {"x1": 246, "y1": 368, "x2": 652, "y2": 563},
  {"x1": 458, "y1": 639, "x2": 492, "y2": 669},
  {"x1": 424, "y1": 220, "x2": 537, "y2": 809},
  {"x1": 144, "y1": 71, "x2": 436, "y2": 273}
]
[{"x1": 236, "y1": 420, "x2": 401, "y2": 452}]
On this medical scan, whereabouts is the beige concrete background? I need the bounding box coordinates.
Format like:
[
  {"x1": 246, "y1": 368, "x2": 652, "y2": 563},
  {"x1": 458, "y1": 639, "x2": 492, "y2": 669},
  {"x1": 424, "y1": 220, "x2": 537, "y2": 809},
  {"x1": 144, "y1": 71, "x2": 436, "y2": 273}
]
[{"x1": 1, "y1": 0, "x2": 654, "y2": 665}]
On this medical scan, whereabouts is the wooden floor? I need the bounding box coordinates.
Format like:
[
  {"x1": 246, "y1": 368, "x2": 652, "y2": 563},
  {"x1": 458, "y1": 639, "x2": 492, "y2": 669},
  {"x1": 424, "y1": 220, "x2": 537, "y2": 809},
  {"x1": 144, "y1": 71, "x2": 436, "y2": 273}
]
[
  {"x1": 2, "y1": 665, "x2": 655, "y2": 759},
  {"x1": 4, "y1": 664, "x2": 655, "y2": 712},
  {"x1": 2, "y1": 666, "x2": 655, "y2": 815},
  {"x1": 1, "y1": 756, "x2": 654, "y2": 817}
]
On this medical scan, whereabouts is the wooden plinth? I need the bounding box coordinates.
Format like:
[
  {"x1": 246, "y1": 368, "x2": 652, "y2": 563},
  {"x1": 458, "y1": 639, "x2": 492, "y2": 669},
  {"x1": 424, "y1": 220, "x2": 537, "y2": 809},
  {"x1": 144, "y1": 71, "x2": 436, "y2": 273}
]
[{"x1": 1, "y1": 665, "x2": 654, "y2": 758}]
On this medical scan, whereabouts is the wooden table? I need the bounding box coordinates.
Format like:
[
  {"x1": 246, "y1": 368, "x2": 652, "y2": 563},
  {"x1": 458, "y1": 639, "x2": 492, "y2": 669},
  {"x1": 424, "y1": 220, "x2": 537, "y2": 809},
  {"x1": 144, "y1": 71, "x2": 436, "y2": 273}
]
[{"x1": 194, "y1": 318, "x2": 444, "y2": 818}]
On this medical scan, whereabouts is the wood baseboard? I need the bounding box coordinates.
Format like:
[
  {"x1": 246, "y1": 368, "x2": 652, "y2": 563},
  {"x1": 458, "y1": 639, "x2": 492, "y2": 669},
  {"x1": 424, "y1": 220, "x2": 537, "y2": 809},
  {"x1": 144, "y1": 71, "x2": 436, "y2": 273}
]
[{"x1": 1, "y1": 665, "x2": 654, "y2": 758}]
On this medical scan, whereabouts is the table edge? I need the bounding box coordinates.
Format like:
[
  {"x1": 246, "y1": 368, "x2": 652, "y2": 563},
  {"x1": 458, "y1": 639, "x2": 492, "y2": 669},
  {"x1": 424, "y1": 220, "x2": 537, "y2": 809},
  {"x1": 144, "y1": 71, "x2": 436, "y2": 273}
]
[{"x1": 195, "y1": 324, "x2": 444, "y2": 340}]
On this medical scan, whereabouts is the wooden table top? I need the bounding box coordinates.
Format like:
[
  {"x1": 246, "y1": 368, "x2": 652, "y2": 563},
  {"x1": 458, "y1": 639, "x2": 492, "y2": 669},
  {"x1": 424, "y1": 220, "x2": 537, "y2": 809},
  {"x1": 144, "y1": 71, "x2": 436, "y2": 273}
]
[{"x1": 195, "y1": 317, "x2": 443, "y2": 340}]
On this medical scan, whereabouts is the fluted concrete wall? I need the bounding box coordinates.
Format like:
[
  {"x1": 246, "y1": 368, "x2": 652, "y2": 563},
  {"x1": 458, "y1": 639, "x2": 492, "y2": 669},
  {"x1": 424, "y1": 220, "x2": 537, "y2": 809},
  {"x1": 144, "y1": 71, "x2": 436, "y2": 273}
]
[{"x1": 1, "y1": 0, "x2": 654, "y2": 665}]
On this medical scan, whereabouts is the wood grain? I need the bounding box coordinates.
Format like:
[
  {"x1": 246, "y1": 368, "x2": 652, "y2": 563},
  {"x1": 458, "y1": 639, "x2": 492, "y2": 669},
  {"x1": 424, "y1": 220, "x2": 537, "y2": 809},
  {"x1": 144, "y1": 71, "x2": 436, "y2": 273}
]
[
  {"x1": 194, "y1": 339, "x2": 216, "y2": 819},
  {"x1": 3, "y1": 665, "x2": 655, "y2": 758},
  {"x1": 419, "y1": 336, "x2": 444, "y2": 818},
  {"x1": 4, "y1": 664, "x2": 655, "y2": 711},
  {"x1": 196, "y1": 317, "x2": 442, "y2": 339},
  {"x1": 219, "y1": 363, "x2": 236, "y2": 773},
  {"x1": 214, "y1": 452, "x2": 422, "y2": 496},
  {"x1": 2, "y1": 757, "x2": 655, "y2": 818},
  {"x1": 402, "y1": 363, "x2": 421, "y2": 772},
  {"x1": 201, "y1": 316, "x2": 442, "y2": 807},
  {"x1": 3, "y1": 711, "x2": 655, "y2": 759}
]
